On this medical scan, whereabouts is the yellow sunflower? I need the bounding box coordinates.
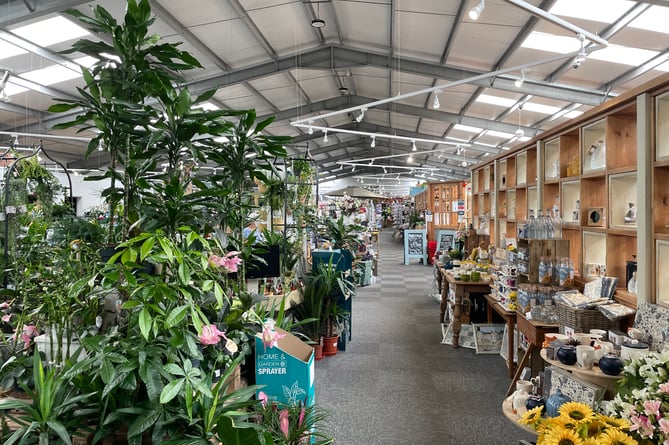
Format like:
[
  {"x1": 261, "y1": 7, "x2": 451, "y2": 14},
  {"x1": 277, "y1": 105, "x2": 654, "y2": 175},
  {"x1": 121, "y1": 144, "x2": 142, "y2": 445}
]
[
  {"x1": 519, "y1": 406, "x2": 543, "y2": 426},
  {"x1": 582, "y1": 438, "x2": 599, "y2": 445},
  {"x1": 599, "y1": 415, "x2": 632, "y2": 431},
  {"x1": 537, "y1": 417, "x2": 567, "y2": 435},
  {"x1": 598, "y1": 429, "x2": 638, "y2": 445},
  {"x1": 540, "y1": 427, "x2": 584, "y2": 445},
  {"x1": 559, "y1": 401, "x2": 595, "y2": 424}
]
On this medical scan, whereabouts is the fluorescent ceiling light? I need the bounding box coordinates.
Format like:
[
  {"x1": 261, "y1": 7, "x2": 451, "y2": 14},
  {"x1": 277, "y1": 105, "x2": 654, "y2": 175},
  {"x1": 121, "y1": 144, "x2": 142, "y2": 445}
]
[
  {"x1": 522, "y1": 32, "x2": 660, "y2": 67},
  {"x1": 453, "y1": 124, "x2": 483, "y2": 133},
  {"x1": 196, "y1": 102, "x2": 220, "y2": 111},
  {"x1": 12, "y1": 15, "x2": 90, "y2": 47},
  {"x1": 549, "y1": 0, "x2": 635, "y2": 25}
]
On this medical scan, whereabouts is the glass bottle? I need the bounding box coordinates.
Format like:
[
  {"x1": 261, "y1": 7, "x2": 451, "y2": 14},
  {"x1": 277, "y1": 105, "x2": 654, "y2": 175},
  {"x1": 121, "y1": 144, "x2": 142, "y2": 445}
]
[
  {"x1": 545, "y1": 208, "x2": 555, "y2": 239},
  {"x1": 536, "y1": 209, "x2": 546, "y2": 239},
  {"x1": 538, "y1": 256, "x2": 552, "y2": 285},
  {"x1": 552, "y1": 206, "x2": 563, "y2": 239},
  {"x1": 526, "y1": 210, "x2": 536, "y2": 239}
]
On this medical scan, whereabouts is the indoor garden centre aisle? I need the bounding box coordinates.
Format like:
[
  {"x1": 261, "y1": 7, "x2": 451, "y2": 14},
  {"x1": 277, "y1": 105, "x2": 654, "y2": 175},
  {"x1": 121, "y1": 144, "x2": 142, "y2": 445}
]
[{"x1": 314, "y1": 230, "x2": 536, "y2": 445}]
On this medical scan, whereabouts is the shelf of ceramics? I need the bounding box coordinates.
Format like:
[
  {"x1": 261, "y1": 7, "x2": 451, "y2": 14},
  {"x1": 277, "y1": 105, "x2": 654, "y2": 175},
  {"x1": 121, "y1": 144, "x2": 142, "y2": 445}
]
[
  {"x1": 583, "y1": 231, "x2": 607, "y2": 278},
  {"x1": 517, "y1": 152, "x2": 528, "y2": 185},
  {"x1": 608, "y1": 172, "x2": 637, "y2": 229},
  {"x1": 657, "y1": 91, "x2": 669, "y2": 161},
  {"x1": 540, "y1": 348, "x2": 620, "y2": 397},
  {"x1": 561, "y1": 180, "x2": 580, "y2": 226},
  {"x1": 544, "y1": 137, "x2": 560, "y2": 181},
  {"x1": 582, "y1": 119, "x2": 607, "y2": 174},
  {"x1": 657, "y1": 240, "x2": 669, "y2": 305}
]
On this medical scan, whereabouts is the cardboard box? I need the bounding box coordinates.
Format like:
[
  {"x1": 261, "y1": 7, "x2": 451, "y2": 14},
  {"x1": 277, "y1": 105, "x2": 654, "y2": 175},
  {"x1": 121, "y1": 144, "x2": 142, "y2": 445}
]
[{"x1": 255, "y1": 327, "x2": 315, "y2": 406}]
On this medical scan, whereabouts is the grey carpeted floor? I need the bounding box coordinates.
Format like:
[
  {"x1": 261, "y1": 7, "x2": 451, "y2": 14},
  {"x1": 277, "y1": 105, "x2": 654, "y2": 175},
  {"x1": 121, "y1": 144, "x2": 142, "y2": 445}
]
[{"x1": 314, "y1": 229, "x2": 537, "y2": 445}]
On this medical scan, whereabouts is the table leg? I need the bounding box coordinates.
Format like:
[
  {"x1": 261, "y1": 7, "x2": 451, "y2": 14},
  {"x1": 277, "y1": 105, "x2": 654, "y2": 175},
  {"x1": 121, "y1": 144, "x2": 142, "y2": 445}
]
[
  {"x1": 506, "y1": 319, "x2": 515, "y2": 379},
  {"x1": 440, "y1": 284, "x2": 448, "y2": 323},
  {"x1": 486, "y1": 302, "x2": 493, "y2": 323},
  {"x1": 507, "y1": 344, "x2": 533, "y2": 397},
  {"x1": 452, "y1": 293, "x2": 464, "y2": 348}
]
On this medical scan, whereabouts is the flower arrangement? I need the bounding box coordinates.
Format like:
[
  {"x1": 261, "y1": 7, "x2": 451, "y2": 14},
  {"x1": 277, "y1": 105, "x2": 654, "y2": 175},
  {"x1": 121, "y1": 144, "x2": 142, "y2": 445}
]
[
  {"x1": 255, "y1": 391, "x2": 334, "y2": 445},
  {"x1": 519, "y1": 401, "x2": 638, "y2": 445},
  {"x1": 605, "y1": 351, "x2": 669, "y2": 445}
]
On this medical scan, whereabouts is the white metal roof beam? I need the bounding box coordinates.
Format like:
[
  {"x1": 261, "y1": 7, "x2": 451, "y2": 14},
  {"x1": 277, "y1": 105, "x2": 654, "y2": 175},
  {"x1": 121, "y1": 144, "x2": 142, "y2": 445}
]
[
  {"x1": 0, "y1": 0, "x2": 90, "y2": 26},
  {"x1": 187, "y1": 45, "x2": 609, "y2": 106}
]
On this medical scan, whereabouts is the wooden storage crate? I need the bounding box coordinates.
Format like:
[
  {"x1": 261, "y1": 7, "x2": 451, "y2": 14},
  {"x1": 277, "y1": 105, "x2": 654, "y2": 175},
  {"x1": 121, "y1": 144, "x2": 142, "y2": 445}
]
[{"x1": 556, "y1": 303, "x2": 620, "y2": 334}]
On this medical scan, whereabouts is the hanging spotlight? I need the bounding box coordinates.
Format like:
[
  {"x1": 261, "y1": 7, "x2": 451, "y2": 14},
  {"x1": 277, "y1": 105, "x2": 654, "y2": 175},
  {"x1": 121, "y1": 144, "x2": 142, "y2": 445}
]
[
  {"x1": 515, "y1": 105, "x2": 525, "y2": 138},
  {"x1": 514, "y1": 69, "x2": 526, "y2": 88},
  {"x1": 352, "y1": 166, "x2": 356, "y2": 172},
  {"x1": 323, "y1": 130, "x2": 328, "y2": 143},
  {"x1": 411, "y1": 140, "x2": 417, "y2": 151},
  {"x1": 307, "y1": 120, "x2": 314, "y2": 135},
  {"x1": 383, "y1": 166, "x2": 387, "y2": 174},
  {"x1": 311, "y1": 2, "x2": 326, "y2": 28},
  {"x1": 433, "y1": 90, "x2": 442, "y2": 109},
  {"x1": 369, "y1": 160, "x2": 374, "y2": 166},
  {"x1": 408, "y1": 155, "x2": 413, "y2": 163},
  {"x1": 356, "y1": 107, "x2": 367, "y2": 123},
  {"x1": 437, "y1": 150, "x2": 443, "y2": 159},
  {"x1": 11, "y1": 134, "x2": 19, "y2": 147},
  {"x1": 370, "y1": 136, "x2": 376, "y2": 148},
  {"x1": 468, "y1": 0, "x2": 485, "y2": 20},
  {"x1": 339, "y1": 164, "x2": 344, "y2": 171},
  {"x1": 573, "y1": 34, "x2": 587, "y2": 68}
]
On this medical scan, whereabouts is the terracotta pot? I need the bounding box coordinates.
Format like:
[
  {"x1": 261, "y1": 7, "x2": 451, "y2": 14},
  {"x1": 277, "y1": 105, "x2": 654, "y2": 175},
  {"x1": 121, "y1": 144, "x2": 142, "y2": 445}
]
[
  {"x1": 322, "y1": 335, "x2": 339, "y2": 356},
  {"x1": 313, "y1": 343, "x2": 324, "y2": 360}
]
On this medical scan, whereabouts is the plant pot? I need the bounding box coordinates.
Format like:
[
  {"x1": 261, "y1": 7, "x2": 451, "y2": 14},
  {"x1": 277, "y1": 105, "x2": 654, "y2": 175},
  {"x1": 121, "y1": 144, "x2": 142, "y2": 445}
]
[
  {"x1": 321, "y1": 335, "x2": 339, "y2": 356},
  {"x1": 313, "y1": 343, "x2": 324, "y2": 360}
]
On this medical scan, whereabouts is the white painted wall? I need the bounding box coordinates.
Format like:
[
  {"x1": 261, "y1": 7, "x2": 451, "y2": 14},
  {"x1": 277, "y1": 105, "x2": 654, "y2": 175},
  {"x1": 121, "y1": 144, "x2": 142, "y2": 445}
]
[{"x1": 53, "y1": 172, "x2": 110, "y2": 216}]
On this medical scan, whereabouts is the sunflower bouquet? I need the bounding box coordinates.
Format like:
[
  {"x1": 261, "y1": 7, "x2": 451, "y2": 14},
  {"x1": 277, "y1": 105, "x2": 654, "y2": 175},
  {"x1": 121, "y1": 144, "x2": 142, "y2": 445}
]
[
  {"x1": 519, "y1": 401, "x2": 638, "y2": 445},
  {"x1": 605, "y1": 351, "x2": 669, "y2": 445}
]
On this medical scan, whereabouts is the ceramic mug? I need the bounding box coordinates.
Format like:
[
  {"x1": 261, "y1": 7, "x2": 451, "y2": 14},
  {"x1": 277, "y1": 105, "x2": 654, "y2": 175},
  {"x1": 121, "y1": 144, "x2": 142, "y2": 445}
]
[
  {"x1": 576, "y1": 345, "x2": 595, "y2": 370},
  {"x1": 574, "y1": 333, "x2": 592, "y2": 347},
  {"x1": 593, "y1": 341, "x2": 614, "y2": 362}
]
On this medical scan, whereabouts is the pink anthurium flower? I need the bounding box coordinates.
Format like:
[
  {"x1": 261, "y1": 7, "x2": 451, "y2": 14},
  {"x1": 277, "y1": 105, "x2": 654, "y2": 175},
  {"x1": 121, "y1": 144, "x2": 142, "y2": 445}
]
[
  {"x1": 279, "y1": 409, "x2": 290, "y2": 438},
  {"x1": 210, "y1": 251, "x2": 242, "y2": 273},
  {"x1": 1, "y1": 314, "x2": 10, "y2": 323},
  {"x1": 199, "y1": 324, "x2": 227, "y2": 346},
  {"x1": 20, "y1": 325, "x2": 38, "y2": 349},
  {"x1": 258, "y1": 391, "x2": 268, "y2": 408}
]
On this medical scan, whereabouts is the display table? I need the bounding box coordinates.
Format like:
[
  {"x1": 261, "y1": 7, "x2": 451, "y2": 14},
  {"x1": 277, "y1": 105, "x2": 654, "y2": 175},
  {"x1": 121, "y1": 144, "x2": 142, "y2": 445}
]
[
  {"x1": 485, "y1": 294, "x2": 517, "y2": 379},
  {"x1": 508, "y1": 313, "x2": 559, "y2": 396},
  {"x1": 440, "y1": 269, "x2": 491, "y2": 347},
  {"x1": 501, "y1": 396, "x2": 536, "y2": 435}
]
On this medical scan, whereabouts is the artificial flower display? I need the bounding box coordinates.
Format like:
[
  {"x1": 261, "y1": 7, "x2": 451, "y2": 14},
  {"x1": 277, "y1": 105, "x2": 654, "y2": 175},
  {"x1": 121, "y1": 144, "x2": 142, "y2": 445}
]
[
  {"x1": 519, "y1": 401, "x2": 637, "y2": 445},
  {"x1": 606, "y1": 351, "x2": 669, "y2": 445}
]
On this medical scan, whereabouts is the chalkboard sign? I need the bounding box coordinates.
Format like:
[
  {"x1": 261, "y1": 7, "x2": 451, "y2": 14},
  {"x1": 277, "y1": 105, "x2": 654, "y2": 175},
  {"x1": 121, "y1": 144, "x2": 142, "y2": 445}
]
[
  {"x1": 403, "y1": 229, "x2": 427, "y2": 265},
  {"x1": 436, "y1": 229, "x2": 456, "y2": 253}
]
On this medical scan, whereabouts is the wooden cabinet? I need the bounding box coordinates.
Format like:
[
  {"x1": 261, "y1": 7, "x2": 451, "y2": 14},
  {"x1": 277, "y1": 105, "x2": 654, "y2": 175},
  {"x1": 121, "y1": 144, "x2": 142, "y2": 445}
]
[
  {"x1": 419, "y1": 181, "x2": 465, "y2": 241},
  {"x1": 472, "y1": 72, "x2": 669, "y2": 307}
]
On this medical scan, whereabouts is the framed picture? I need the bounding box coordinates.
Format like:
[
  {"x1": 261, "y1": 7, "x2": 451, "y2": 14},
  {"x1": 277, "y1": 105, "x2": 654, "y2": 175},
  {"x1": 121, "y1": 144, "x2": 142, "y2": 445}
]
[
  {"x1": 436, "y1": 229, "x2": 455, "y2": 253},
  {"x1": 545, "y1": 366, "x2": 605, "y2": 407},
  {"x1": 403, "y1": 229, "x2": 427, "y2": 265},
  {"x1": 472, "y1": 323, "x2": 505, "y2": 354}
]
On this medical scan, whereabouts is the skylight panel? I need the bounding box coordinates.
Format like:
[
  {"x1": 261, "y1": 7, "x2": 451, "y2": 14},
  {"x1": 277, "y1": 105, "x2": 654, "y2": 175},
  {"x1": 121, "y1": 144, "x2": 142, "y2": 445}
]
[
  {"x1": 486, "y1": 130, "x2": 516, "y2": 139},
  {"x1": 523, "y1": 103, "x2": 559, "y2": 115},
  {"x1": 549, "y1": 0, "x2": 635, "y2": 24},
  {"x1": 22, "y1": 56, "x2": 94, "y2": 86},
  {"x1": 453, "y1": 124, "x2": 483, "y2": 133},
  {"x1": 628, "y1": 5, "x2": 669, "y2": 35},
  {"x1": 0, "y1": 40, "x2": 27, "y2": 61},
  {"x1": 12, "y1": 15, "x2": 89, "y2": 48},
  {"x1": 522, "y1": 32, "x2": 660, "y2": 67},
  {"x1": 477, "y1": 94, "x2": 516, "y2": 107}
]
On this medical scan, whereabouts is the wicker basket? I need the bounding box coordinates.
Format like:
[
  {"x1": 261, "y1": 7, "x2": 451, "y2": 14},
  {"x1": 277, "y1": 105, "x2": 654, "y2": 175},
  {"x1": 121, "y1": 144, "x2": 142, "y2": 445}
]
[{"x1": 556, "y1": 303, "x2": 620, "y2": 334}]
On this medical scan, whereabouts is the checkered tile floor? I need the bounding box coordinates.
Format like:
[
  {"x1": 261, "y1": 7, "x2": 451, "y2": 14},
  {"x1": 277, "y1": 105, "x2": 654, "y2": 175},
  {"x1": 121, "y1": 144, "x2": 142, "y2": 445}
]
[{"x1": 314, "y1": 229, "x2": 536, "y2": 445}]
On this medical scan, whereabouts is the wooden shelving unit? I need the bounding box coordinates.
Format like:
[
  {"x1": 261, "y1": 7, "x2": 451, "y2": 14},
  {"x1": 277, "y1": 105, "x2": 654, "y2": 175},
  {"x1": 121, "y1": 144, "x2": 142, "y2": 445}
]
[
  {"x1": 419, "y1": 181, "x2": 465, "y2": 241},
  {"x1": 471, "y1": 72, "x2": 669, "y2": 307}
]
